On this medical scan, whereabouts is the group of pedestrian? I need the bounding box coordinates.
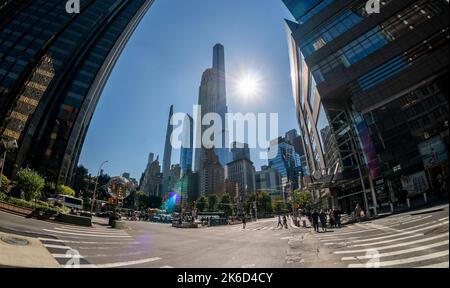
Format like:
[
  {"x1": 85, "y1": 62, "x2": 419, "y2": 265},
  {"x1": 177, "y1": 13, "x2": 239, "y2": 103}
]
[
  {"x1": 276, "y1": 215, "x2": 289, "y2": 229},
  {"x1": 310, "y1": 208, "x2": 341, "y2": 233}
]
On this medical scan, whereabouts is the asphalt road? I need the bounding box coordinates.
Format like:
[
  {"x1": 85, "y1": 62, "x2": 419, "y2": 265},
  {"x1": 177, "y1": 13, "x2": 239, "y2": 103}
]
[{"x1": 0, "y1": 204, "x2": 448, "y2": 268}]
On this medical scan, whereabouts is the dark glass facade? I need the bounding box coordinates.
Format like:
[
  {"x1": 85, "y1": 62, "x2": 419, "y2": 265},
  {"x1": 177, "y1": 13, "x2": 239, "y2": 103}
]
[
  {"x1": 0, "y1": 0, "x2": 154, "y2": 184},
  {"x1": 285, "y1": 0, "x2": 449, "y2": 213}
]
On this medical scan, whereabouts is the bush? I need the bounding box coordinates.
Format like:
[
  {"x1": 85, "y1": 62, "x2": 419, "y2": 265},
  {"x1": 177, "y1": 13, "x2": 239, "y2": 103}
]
[
  {"x1": 15, "y1": 168, "x2": 45, "y2": 201},
  {"x1": 1, "y1": 175, "x2": 11, "y2": 194},
  {"x1": 0, "y1": 192, "x2": 7, "y2": 201}
]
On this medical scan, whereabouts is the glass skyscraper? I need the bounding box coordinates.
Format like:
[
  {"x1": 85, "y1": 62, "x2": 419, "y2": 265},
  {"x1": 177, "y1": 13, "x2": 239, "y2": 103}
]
[
  {"x1": 0, "y1": 0, "x2": 154, "y2": 184},
  {"x1": 284, "y1": 0, "x2": 449, "y2": 213}
]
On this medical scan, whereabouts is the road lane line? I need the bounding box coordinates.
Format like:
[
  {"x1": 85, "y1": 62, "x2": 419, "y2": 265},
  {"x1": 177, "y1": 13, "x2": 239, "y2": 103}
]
[
  {"x1": 42, "y1": 229, "x2": 132, "y2": 238},
  {"x1": 333, "y1": 233, "x2": 449, "y2": 254},
  {"x1": 416, "y1": 262, "x2": 449, "y2": 268},
  {"x1": 43, "y1": 244, "x2": 72, "y2": 250},
  {"x1": 324, "y1": 221, "x2": 448, "y2": 245},
  {"x1": 439, "y1": 217, "x2": 449, "y2": 222},
  {"x1": 348, "y1": 250, "x2": 449, "y2": 268},
  {"x1": 53, "y1": 227, "x2": 128, "y2": 235},
  {"x1": 341, "y1": 240, "x2": 449, "y2": 261},
  {"x1": 38, "y1": 237, "x2": 138, "y2": 244},
  {"x1": 52, "y1": 254, "x2": 85, "y2": 259},
  {"x1": 73, "y1": 257, "x2": 162, "y2": 268}
]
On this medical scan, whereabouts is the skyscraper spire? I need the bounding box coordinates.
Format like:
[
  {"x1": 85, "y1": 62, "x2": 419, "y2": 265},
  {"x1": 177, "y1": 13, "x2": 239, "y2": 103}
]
[{"x1": 162, "y1": 105, "x2": 174, "y2": 199}]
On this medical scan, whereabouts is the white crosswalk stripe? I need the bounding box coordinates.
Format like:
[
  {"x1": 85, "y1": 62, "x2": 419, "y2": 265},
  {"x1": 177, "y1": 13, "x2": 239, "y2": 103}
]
[
  {"x1": 42, "y1": 224, "x2": 133, "y2": 238},
  {"x1": 316, "y1": 212, "x2": 449, "y2": 268}
]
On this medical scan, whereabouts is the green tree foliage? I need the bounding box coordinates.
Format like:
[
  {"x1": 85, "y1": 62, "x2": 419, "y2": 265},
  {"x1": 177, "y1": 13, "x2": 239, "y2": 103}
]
[
  {"x1": 273, "y1": 196, "x2": 287, "y2": 214},
  {"x1": 196, "y1": 196, "x2": 208, "y2": 212},
  {"x1": 208, "y1": 194, "x2": 219, "y2": 212},
  {"x1": 295, "y1": 190, "x2": 314, "y2": 210},
  {"x1": 57, "y1": 185, "x2": 76, "y2": 197},
  {"x1": 245, "y1": 192, "x2": 274, "y2": 216},
  {"x1": 15, "y1": 168, "x2": 45, "y2": 201},
  {"x1": 73, "y1": 165, "x2": 89, "y2": 195},
  {"x1": 218, "y1": 193, "x2": 234, "y2": 217},
  {"x1": 42, "y1": 182, "x2": 56, "y2": 196},
  {"x1": 1, "y1": 175, "x2": 11, "y2": 194}
]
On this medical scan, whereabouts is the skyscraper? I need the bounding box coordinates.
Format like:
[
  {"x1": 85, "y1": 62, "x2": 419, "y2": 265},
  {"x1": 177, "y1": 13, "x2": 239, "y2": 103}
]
[
  {"x1": 162, "y1": 105, "x2": 174, "y2": 199},
  {"x1": 195, "y1": 44, "x2": 232, "y2": 174},
  {"x1": 0, "y1": 0, "x2": 155, "y2": 184},
  {"x1": 268, "y1": 136, "x2": 303, "y2": 201},
  {"x1": 284, "y1": 0, "x2": 449, "y2": 213},
  {"x1": 231, "y1": 142, "x2": 251, "y2": 162},
  {"x1": 180, "y1": 114, "x2": 194, "y2": 177}
]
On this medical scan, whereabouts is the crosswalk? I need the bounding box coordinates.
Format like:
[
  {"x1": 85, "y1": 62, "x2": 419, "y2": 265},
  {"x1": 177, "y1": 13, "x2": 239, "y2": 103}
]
[
  {"x1": 37, "y1": 224, "x2": 165, "y2": 268},
  {"x1": 316, "y1": 214, "x2": 449, "y2": 268}
]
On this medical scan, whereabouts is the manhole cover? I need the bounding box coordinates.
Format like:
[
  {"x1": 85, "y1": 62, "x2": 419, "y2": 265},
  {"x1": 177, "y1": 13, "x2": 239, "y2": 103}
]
[{"x1": 1, "y1": 236, "x2": 29, "y2": 246}]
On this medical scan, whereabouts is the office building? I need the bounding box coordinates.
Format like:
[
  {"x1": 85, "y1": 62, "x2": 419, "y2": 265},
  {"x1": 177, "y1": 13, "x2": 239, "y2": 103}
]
[
  {"x1": 256, "y1": 165, "x2": 283, "y2": 199},
  {"x1": 284, "y1": 0, "x2": 449, "y2": 213},
  {"x1": 0, "y1": 0, "x2": 155, "y2": 184}
]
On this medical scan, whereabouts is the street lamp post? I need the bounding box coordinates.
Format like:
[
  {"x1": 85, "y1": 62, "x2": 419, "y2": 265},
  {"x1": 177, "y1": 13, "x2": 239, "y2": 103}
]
[{"x1": 90, "y1": 161, "x2": 108, "y2": 215}]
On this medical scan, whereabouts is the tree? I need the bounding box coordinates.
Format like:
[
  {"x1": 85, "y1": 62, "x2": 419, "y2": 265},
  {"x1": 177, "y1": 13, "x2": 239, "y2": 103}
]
[
  {"x1": 259, "y1": 192, "x2": 273, "y2": 215},
  {"x1": 273, "y1": 196, "x2": 287, "y2": 214},
  {"x1": 73, "y1": 165, "x2": 89, "y2": 195},
  {"x1": 218, "y1": 193, "x2": 234, "y2": 217},
  {"x1": 15, "y1": 168, "x2": 45, "y2": 201},
  {"x1": 196, "y1": 196, "x2": 208, "y2": 212},
  {"x1": 57, "y1": 185, "x2": 76, "y2": 197},
  {"x1": 1, "y1": 175, "x2": 11, "y2": 194},
  {"x1": 136, "y1": 191, "x2": 150, "y2": 210},
  {"x1": 148, "y1": 196, "x2": 162, "y2": 209},
  {"x1": 245, "y1": 192, "x2": 273, "y2": 216},
  {"x1": 295, "y1": 190, "x2": 314, "y2": 210},
  {"x1": 208, "y1": 194, "x2": 219, "y2": 212}
]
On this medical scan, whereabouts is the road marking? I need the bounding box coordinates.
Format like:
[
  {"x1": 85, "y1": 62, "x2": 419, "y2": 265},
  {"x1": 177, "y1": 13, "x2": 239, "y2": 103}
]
[
  {"x1": 52, "y1": 254, "x2": 85, "y2": 259},
  {"x1": 43, "y1": 244, "x2": 72, "y2": 250},
  {"x1": 72, "y1": 257, "x2": 162, "y2": 268},
  {"x1": 324, "y1": 221, "x2": 448, "y2": 246},
  {"x1": 416, "y1": 262, "x2": 449, "y2": 268},
  {"x1": 333, "y1": 233, "x2": 449, "y2": 254},
  {"x1": 53, "y1": 227, "x2": 128, "y2": 235},
  {"x1": 161, "y1": 266, "x2": 174, "y2": 268},
  {"x1": 38, "y1": 237, "x2": 139, "y2": 245},
  {"x1": 341, "y1": 240, "x2": 449, "y2": 261},
  {"x1": 348, "y1": 250, "x2": 449, "y2": 268},
  {"x1": 42, "y1": 229, "x2": 132, "y2": 238},
  {"x1": 439, "y1": 217, "x2": 449, "y2": 222}
]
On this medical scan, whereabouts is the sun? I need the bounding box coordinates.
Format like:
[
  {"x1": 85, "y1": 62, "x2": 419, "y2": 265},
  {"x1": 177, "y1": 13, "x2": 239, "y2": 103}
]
[{"x1": 237, "y1": 73, "x2": 259, "y2": 97}]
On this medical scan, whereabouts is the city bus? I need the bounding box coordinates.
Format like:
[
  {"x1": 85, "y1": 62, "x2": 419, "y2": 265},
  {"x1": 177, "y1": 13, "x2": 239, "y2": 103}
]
[{"x1": 55, "y1": 194, "x2": 83, "y2": 210}]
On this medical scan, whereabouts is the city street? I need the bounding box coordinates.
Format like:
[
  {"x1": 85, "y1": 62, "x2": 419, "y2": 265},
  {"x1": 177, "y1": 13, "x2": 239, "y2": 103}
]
[{"x1": 0, "y1": 204, "x2": 448, "y2": 268}]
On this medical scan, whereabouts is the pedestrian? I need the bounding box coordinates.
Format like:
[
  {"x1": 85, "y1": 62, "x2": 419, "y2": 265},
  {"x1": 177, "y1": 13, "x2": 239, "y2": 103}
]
[
  {"x1": 355, "y1": 204, "x2": 362, "y2": 222},
  {"x1": 329, "y1": 209, "x2": 335, "y2": 228},
  {"x1": 277, "y1": 215, "x2": 283, "y2": 229},
  {"x1": 283, "y1": 215, "x2": 288, "y2": 229},
  {"x1": 242, "y1": 215, "x2": 247, "y2": 229},
  {"x1": 333, "y1": 208, "x2": 341, "y2": 228},
  {"x1": 311, "y1": 210, "x2": 319, "y2": 232},
  {"x1": 319, "y1": 209, "x2": 327, "y2": 232}
]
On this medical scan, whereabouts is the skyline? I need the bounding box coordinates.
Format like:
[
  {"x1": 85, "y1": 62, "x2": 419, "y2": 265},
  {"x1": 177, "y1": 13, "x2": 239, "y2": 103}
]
[{"x1": 78, "y1": 0, "x2": 296, "y2": 179}]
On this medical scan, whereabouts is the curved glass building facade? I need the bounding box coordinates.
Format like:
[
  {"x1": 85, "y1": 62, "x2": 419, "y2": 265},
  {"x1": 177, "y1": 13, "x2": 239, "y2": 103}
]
[{"x1": 0, "y1": 0, "x2": 154, "y2": 184}]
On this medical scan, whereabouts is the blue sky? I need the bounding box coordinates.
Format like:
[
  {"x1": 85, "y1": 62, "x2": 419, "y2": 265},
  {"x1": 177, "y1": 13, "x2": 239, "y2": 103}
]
[{"x1": 79, "y1": 0, "x2": 296, "y2": 179}]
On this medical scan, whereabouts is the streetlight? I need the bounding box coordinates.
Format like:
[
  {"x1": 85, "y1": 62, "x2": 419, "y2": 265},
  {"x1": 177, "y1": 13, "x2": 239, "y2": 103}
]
[
  {"x1": 90, "y1": 160, "x2": 109, "y2": 215},
  {"x1": 0, "y1": 139, "x2": 18, "y2": 189}
]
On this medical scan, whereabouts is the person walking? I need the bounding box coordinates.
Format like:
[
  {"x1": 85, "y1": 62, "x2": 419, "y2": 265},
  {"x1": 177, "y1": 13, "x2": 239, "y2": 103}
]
[
  {"x1": 277, "y1": 215, "x2": 283, "y2": 229},
  {"x1": 355, "y1": 203, "x2": 362, "y2": 222},
  {"x1": 319, "y1": 209, "x2": 327, "y2": 232},
  {"x1": 283, "y1": 215, "x2": 288, "y2": 229},
  {"x1": 311, "y1": 210, "x2": 320, "y2": 232},
  {"x1": 334, "y1": 208, "x2": 341, "y2": 228},
  {"x1": 242, "y1": 215, "x2": 247, "y2": 229},
  {"x1": 329, "y1": 209, "x2": 335, "y2": 228}
]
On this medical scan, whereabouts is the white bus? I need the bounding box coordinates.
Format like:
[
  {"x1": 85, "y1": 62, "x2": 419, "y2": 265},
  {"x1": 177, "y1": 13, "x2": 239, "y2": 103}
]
[{"x1": 55, "y1": 194, "x2": 83, "y2": 210}]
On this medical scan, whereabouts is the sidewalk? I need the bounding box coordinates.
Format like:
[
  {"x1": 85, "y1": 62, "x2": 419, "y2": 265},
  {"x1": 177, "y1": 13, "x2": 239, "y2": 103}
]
[{"x1": 0, "y1": 231, "x2": 60, "y2": 268}]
